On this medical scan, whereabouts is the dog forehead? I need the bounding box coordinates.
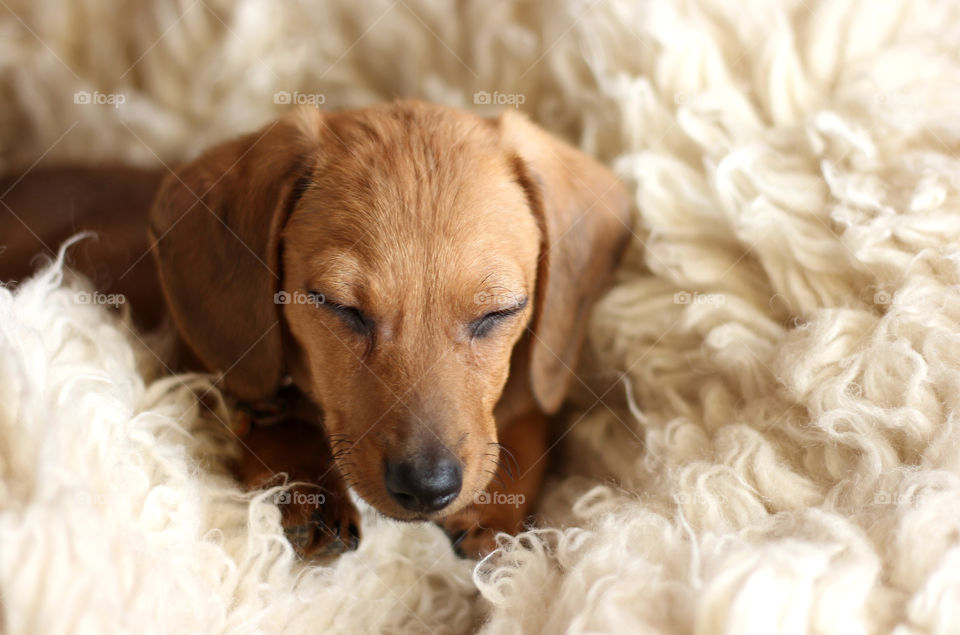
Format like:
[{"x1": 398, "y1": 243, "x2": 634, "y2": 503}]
[
  {"x1": 287, "y1": 119, "x2": 537, "y2": 254},
  {"x1": 291, "y1": 205, "x2": 535, "y2": 293},
  {"x1": 282, "y1": 103, "x2": 541, "y2": 297},
  {"x1": 284, "y1": 192, "x2": 537, "y2": 316}
]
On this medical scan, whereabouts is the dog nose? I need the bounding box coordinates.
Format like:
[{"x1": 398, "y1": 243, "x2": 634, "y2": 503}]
[{"x1": 384, "y1": 452, "x2": 462, "y2": 513}]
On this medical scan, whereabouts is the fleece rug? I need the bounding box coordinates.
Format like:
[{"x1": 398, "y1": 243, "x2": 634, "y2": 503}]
[{"x1": 3, "y1": 0, "x2": 960, "y2": 632}]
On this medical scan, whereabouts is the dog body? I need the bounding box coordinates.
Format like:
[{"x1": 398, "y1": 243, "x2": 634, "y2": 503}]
[{"x1": 0, "y1": 101, "x2": 632, "y2": 558}]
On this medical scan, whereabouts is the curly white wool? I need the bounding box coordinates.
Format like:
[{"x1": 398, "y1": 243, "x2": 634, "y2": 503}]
[{"x1": 2, "y1": 0, "x2": 960, "y2": 632}]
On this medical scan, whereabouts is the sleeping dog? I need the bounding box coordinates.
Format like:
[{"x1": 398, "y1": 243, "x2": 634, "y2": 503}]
[{"x1": 0, "y1": 101, "x2": 632, "y2": 558}]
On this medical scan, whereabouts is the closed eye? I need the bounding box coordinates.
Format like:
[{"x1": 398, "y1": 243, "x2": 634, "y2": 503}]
[
  {"x1": 470, "y1": 297, "x2": 528, "y2": 339},
  {"x1": 309, "y1": 290, "x2": 373, "y2": 336}
]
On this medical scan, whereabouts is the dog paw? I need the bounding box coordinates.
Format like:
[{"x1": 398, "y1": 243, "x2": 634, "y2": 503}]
[
  {"x1": 279, "y1": 484, "x2": 361, "y2": 558},
  {"x1": 437, "y1": 507, "x2": 501, "y2": 559}
]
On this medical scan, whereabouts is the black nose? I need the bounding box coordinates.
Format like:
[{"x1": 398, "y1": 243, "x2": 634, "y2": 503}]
[{"x1": 385, "y1": 452, "x2": 462, "y2": 513}]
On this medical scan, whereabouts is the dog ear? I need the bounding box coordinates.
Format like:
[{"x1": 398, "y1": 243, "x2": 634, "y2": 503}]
[
  {"x1": 500, "y1": 110, "x2": 633, "y2": 414},
  {"x1": 149, "y1": 106, "x2": 324, "y2": 401}
]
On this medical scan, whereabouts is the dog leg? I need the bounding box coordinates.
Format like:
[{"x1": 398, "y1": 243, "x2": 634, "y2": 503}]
[
  {"x1": 230, "y1": 413, "x2": 362, "y2": 559},
  {"x1": 438, "y1": 411, "x2": 549, "y2": 558}
]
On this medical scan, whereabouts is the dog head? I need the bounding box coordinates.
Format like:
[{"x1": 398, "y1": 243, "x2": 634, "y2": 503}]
[{"x1": 149, "y1": 101, "x2": 631, "y2": 520}]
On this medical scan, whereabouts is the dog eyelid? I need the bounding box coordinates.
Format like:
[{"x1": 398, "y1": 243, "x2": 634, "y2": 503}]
[
  {"x1": 469, "y1": 296, "x2": 528, "y2": 339},
  {"x1": 332, "y1": 303, "x2": 373, "y2": 335},
  {"x1": 309, "y1": 289, "x2": 373, "y2": 336}
]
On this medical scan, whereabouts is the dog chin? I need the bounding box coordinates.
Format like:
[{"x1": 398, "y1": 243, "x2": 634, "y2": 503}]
[{"x1": 371, "y1": 499, "x2": 468, "y2": 524}]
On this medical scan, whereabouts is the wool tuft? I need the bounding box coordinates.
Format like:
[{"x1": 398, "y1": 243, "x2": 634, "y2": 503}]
[{"x1": 3, "y1": 0, "x2": 960, "y2": 632}]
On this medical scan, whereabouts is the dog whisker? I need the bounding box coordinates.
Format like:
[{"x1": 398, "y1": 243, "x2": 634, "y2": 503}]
[
  {"x1": 481, "y1": 449, "x2": 516, "y2": 483},
  {"x1": 483, "y1": 467, "x2": 507, "y2": 490},
  {"x1": 489, "y1": 442, "x2": 520, "y2": 476}
]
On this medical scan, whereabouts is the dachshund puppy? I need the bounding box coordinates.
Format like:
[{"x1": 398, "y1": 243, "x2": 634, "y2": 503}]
[{"x1": 0, "y1": 101, "x2": 632, "y2": 559}]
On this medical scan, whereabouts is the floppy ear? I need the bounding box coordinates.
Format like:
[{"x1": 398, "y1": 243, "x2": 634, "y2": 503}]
[
  {"x1": 149, "y1": 106, "x2": 324, "y2": 402},
  {"x1": 500, "y1": 110, "x2": 633, "y2": 414}
]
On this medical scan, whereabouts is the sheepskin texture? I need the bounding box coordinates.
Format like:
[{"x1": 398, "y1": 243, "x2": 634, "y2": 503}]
[{"x1": 3, "y1": 0, "x2": 960, "y2": 632}]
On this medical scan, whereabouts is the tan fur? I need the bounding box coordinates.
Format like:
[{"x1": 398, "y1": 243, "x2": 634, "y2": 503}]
[{"x1": 1, "y1": 100, "x2": 632, "y2": 558}]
